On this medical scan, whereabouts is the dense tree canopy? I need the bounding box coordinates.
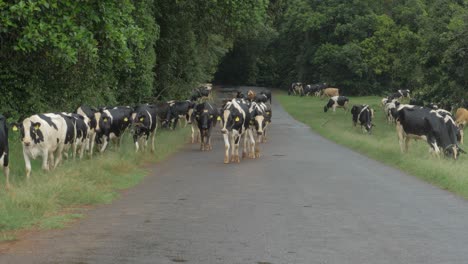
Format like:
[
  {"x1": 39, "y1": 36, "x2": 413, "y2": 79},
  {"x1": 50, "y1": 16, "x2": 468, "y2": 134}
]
[
  {"x1": 215, "y1": 0, "x2": 468, "y2": 104},
  {"x1": 1, "y1": 0, "x2": 467, "y2": 117},
  {"x1": 0, "y1": 0, "x2": 268, "y2": 117}
]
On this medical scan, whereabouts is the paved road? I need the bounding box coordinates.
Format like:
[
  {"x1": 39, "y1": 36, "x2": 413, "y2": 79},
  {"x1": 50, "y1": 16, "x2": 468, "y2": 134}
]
[{"x1": 1, "y1": 87, "x2": 468, "y2": 264}]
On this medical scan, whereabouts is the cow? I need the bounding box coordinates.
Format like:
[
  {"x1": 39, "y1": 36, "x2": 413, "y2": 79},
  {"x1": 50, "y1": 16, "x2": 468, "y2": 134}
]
[
  {"x1": 94, "y1": 106, "x2": 133, "y2": 153},
  {"x1": 247, "y1": 90, "x2": 256, "y2": 101},
  {"x1": 0, "y1": 115, "x2": 10, "y2": 188},
  {"x1": 398, "y1": 89, "x2": 411, "y2": 99},
  {"x1": 236, "y1": 91, "x2": 245, "y2": 99},
  {"x1": 259, "y1": 90, "x2": 272, "y2": 103},
  {"x1": 248, "y1": 102, "x2": 270, "y2": 157},
  {"x1": 324, "y1": 96, "x2": 349, "y2": 113},
  {"x1": 76, "y1": 105, "x2": 97, "y2": 157},
  {"x1": 166, "y1": 100, "x2": 195, "y2": 129},
  {"x1": 455, "y1": 108, "x2": 468, "y2": 144},
  {"x1": 304, "y1": 83, "x2": 328, "y2": 97},
  {"x1": 289, "y1": 82, "x2": 303, "y2": 96},
  {"x1": 320, "y1": 88, "x2": 339, "y2": 99},
  {"x1": 351, "y1": 105, "x2": 374, "y2": 133},
  {"x1": 193, "y1": 102, "x2": 218, "y2": 151},
  {"x1": 132, "y1": 104, "x2": 158, "y2": 152},
  {"x1": 384, "y1": 99, "x2": 399, "y2": 123},
  {"x1": 187, "y1": 106, "x2": 200, "y2": 144},
  {"x1": 58, "y1": 113, "x2": 90, "y2": 160},
  {"x1": 262, "y1": 103, "x2": 272, "y2": 143},
  {"x1": 11, "y1": 113, "x2": 67, "y2": 178},
  {"x1": 254, "y1": 93, "x2": 269, "y2": 103},
  {"x1": 190, "y1": 84, "x2": 212, "y2": 102},
  {"x1": 220, "y1": 98, "x2": 252, "y2": 163},
  {"x1": 396, "y1": 106, "x2": 464, "y2": 159}
]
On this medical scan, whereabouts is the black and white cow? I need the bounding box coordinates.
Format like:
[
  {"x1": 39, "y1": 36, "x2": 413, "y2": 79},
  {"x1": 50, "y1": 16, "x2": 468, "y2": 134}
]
[
  {"x1": 166, "y1": 100, "x2": 195, "y2": 129},
  {"x1": 396, "y1": 106, "x2": 464, "y2": 159},
  {"x1": 221, "y1": 98, "x2": 252, "y2": 163},
  {"x1": 304, "y1": 83, "x2": 328, "y2": 97},
  {"x1": 58, "y1": 113, "x2": 90, "y2": 160},
  {"x1": 236, "y1": 91, "x2": 245, "y2": 99},
  {"x1": 76, "y1": 105, "x2": 97, "y2": 157},
  {"x1": 193, "y1": 102, "x2": 218, "y2": 151},
  {"x1": 398, "y1": 89, "x2": 411, "y2": 99},
  {"x1": 324, "y1": 96, "x2": 349, "y2": 113},
  {"x1": 351, "y1": 105, "x2": 374, "y2": 133},
  {"x1": 11, "y1": 113, "x2": 67, "y2": 178},
  {"x1": 289, "y1": 82, "x2": 303, "y2": 96},
  {"x1": 94, "y1": 106, "x2": 133, "y2": 153},
  {"x1": 248, "y1": 102, "x2": 270, "y2": 157},
  {"x1": 132, "y1": 104, "x2": 158, "y2": 152},
  {"x1": 0, "y1": 115, "x2": 10, "y2": 188}
]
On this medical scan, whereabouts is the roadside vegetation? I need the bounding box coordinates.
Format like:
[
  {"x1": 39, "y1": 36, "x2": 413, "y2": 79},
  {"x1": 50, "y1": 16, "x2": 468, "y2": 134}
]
[
  {"x1": 0, "y1": 128, "x2": 189, "y2": 241},
  {"x1": 277, "y1": 93, "x2": 468, "y2": 199}
]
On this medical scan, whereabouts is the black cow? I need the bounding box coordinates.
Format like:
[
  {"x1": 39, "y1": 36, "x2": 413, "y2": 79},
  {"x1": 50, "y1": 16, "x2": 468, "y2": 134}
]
[
  {"x1": 324, "y1": 96, "x2": 349, "y2": 113},
  {"x1": 248, "y1": 102, "x2": 271, "y2": 157},
  {"x1": 259, "y1": 90, "x2": 272, "y2": 103},
  {"x1": 396, "y1": 106, "x2": 464, "y2": 159},
  {"x1": 221, "y1": 99, "x2": 252, "y2": 163},
  {"x1": 132, "y1": 104, "x2": 158, "y2": 152},
  {"x1": 154, "y1": 101, "x2": 171, "y2": 128},
  {"x1": 0, "y1": 115, "x2": 10, "y2": 188},
  {"x1": 194, "y1": 102, "x2": 218, "y2": 151},
  {"x1": 351, "y1": 105, "x2": 374, "y2": 133},
  {"x1": 304, "y1": 83, "x2": 328, "y2": 97},
  {"x1": 166, "y1": 100, "x2": 195, "y2": 129},
  {"x1": 94, "y1": 106, "x2": 134, "y2": 153}
]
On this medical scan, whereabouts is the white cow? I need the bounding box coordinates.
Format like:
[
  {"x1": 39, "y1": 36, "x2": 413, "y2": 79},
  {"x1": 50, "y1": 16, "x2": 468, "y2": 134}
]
[{"x1": 12, "y1": 113, "x2": 67, "y2": 179}]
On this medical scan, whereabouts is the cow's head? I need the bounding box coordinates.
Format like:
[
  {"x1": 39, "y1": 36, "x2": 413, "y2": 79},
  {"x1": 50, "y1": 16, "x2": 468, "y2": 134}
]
[
  {"x1": 12, "y1": 118, "x2": 44, "y2": 147},
  {"x1": 221, "y1": 102, "x2": 242, "y2": 134},
  {"x1": 196, "y1": 109, "x2": 214, "y2": 135},
  {"x1": 324, "y1": 99, "x2": 334, "y2": 112},
  {"x1": 94, "y1": 110, "x2": 111, "y2": 135},
  {"x1": 250, "y1": 106, "x2": 265, "y2": 136}
]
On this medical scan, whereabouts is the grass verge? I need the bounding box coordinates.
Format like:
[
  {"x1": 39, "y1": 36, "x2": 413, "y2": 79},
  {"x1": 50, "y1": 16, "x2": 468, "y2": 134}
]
[
  {"x1": 0, "y1": 128, "x2": 189, "y2": 241},
  {"x1": 277, "y1": 93, "x2": 468, "y2": 198}
]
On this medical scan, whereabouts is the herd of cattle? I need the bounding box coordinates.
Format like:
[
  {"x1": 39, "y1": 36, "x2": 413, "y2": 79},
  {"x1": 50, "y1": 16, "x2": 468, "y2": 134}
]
[
  {"x1": 0, "y1": 85, "x2": 274, "y2": 189},
  {"x1": 289, "y1": 82, "x2": 468, "y2": 160}
]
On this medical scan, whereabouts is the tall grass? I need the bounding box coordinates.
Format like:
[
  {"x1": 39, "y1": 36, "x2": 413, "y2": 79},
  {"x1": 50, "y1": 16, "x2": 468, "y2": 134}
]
[
  {"x1": 0, "y1": 128, "x2": 189, "y2": 239},
  {"x1": 277, "y1": 93, "x2": 468, "y2": 198}
]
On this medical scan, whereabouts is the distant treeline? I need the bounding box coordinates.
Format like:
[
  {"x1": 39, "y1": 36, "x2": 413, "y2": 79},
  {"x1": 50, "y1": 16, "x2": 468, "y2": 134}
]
[
  {"x1": 0, "y1": 0, "x2": 269, "y2": 117},
  {"x1": 215, "y1": 0, "x2": 468, "y2": 104}
]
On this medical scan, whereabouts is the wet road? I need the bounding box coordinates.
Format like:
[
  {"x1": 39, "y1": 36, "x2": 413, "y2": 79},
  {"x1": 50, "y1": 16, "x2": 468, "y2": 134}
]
[{"x1": 2, "y1": 87, "x2": 468, "y2": 263}]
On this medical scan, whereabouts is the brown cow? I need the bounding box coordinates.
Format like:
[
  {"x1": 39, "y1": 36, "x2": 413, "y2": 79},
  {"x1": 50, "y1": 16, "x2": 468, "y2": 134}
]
[
  {"x1": 321, "y1": 88, "x2": 339, "y2": 99},
  {"x1": 455, "y1": 108, "x2": 468, "y2": 144}
]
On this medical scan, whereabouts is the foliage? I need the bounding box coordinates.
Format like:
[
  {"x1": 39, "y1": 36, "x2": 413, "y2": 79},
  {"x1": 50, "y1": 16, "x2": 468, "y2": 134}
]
[
  {"x1": 216, "y1": 0, "x2": 468, "y2": 102},
  {"x1": 0, "y1": 0, "x2": 269, "y2": 117}
]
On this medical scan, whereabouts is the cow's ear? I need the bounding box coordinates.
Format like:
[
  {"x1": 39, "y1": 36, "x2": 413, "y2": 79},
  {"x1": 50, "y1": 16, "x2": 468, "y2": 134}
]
[
  {"x1": 33, "y1": 122, "x2": 41, "y2": 130},
  {"x1": 139, "y1": 116, "x2": 145, "y2": 122},
  {"x1": 103, "y1": 117, "x2": 108, "y2": 123}
]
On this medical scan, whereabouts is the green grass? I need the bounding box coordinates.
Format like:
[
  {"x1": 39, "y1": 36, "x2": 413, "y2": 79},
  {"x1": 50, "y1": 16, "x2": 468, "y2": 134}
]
[
  {"x1": 0, "y1": 128, "x2": 189, "y2": 240},
  {"x1": 277, "y1": 93, "x2": 468, "y2": 198}
]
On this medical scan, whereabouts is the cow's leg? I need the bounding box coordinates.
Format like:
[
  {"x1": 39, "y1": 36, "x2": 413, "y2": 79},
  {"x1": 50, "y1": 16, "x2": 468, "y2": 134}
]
[
  {"x1": 263, "y1": 128, "x2": 267, "y2": 143},
  {"x1": 242, "y1": 131, "x2": 248, "y2": 158},
  {"x1": 150, "y1": 130, "x2": 156, "y2": 153},
  {"x1": 460, "y1": 128, "x2": 464, "y2": 145},
  {"x1": 247, "y1": 129, "x2": 256, "y2": 158},
  {"x1": 191, "y1": 124, "x2": 196, "y2": 143},
  {"x1": 89, "y1": 132, "x2": 96, "y2": 157},
  {"x1": 254, "y1": 132, "x2": 261, "y2": 158},
  {"x1": 100, "y1": 136, "x2": 109, "y2": 153},
  {"x1": 48, "y1": 151, "x2": 55, "y2": 170},
  {"x1": 42, "y1": 149, "x2": 49, "y2": 172},
  {"x1": 134, "y1": 135, "x2": 140, "y2": 152},
  {"x1": 72, "y1": 142, "x2": 78, "y2": 160},
  {"x1": 207, "y1": 128, "x2": 212, "y2": 150},
  {"x1": 200, "y1": 132, "x2": 205, "y2": 151},
  {"x1": 54, "y1": 144, "x2": 64, "y2": 169},
  {"x1": 3, "y1": 165, "x2": 10, "y2": 189},
  {"x1": 79, "y1": 139, "x2": 87, "y2": 159},
  {"x1": 23, "y1": 150, "x2": 32, "y2": 179},
  {"x1": 396, "y1": 122, "x2": 406, "y2": 153},
  {"x1": 230, "y1": 133, "x2": 235, "y2": 162},
  {"x1": 234, "y1": 132, "x2": 241, "y2": 163},
  {"x1": 223, "y1": 133, "x2": 230, "y2": 164}
]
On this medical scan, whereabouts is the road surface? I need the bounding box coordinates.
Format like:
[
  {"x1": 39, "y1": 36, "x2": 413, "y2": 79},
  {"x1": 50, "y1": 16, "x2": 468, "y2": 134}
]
[{"x1": 1, "y1": 87, "x2": 468, "y2": 264}]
